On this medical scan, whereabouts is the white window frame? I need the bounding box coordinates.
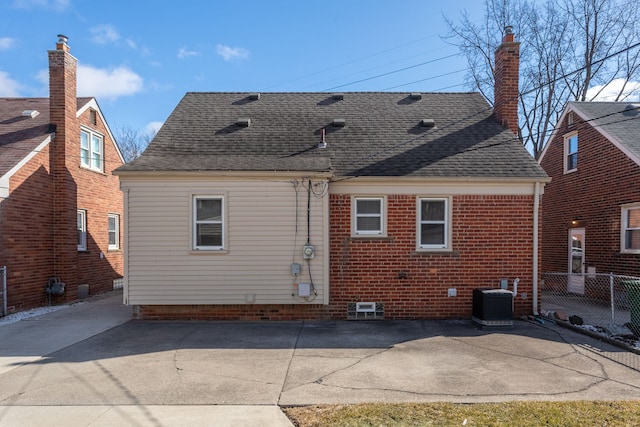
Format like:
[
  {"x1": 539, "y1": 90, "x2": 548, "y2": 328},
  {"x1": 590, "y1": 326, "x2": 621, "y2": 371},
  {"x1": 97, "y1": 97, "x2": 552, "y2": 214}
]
[
  {"x1": 352, "y1": 196, "x2": 386, "y2": 236},
  {"x1": 80, "y1": 127, "x2": 104, "y2": 173},
  {"x1": 417, "y1": 197, "x2": 451, "y2": 251},
  {"x1": 77, "y1": 209, "x2": 87, "y2": 251},
  {"x1": 193, "y1": 196, "x2": 225, "y2": 251},
  {"x1": 563, "y1": 132, "x2": 578, "y2": 173},
  {"x1": 108, "y1": 213, "x2": 120, "y2": 250},
  {"x1": 621, "y1": 203, "x2": 640, "y2": 254}
]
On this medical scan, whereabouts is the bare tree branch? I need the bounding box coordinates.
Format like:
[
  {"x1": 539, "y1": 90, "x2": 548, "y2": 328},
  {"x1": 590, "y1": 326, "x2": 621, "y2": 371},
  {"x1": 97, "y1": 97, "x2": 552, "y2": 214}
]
[{"x1": 444, "y1": 0, "x2": 640, "y2": 159}]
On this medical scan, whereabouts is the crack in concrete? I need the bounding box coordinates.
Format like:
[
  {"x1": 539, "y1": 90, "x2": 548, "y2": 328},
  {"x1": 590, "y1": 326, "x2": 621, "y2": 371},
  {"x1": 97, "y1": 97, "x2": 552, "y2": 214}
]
[{"x1": 280, "y1": 321, "x2": 640, "y2": 402}]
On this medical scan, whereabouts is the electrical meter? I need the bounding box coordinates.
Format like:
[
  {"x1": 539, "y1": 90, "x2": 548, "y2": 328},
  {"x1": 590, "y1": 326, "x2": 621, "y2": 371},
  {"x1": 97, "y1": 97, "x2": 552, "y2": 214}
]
[{"x1": 302, "y1": 244, "x2": 315, "y2": 260}]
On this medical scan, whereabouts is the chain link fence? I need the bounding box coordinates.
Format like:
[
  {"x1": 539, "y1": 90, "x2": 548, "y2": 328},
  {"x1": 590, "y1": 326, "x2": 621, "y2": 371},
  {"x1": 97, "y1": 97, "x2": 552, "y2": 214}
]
[
  {"x1": 1, "y1": 266, "x2": 6, "y2": 317},
  {"x1": 541, "y1": 272, "x2": 640, "y2": 334}
]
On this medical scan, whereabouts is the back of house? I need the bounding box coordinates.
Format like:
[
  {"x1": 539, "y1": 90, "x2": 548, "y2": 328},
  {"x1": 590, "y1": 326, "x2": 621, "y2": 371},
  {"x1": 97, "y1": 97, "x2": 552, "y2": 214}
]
[{"x1": 116, "y1": 30, "x2": 549, "y2": 320}]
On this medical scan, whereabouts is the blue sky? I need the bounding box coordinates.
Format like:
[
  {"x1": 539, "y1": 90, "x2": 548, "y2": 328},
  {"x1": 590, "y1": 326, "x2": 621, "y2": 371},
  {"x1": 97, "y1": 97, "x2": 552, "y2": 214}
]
[{"x1": 0, "y1": 0, "x2": 486, "y2": 137}]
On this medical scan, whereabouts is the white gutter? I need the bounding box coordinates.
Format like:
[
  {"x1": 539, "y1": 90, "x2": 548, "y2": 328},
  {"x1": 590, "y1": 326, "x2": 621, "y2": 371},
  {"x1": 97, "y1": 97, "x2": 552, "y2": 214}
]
[{"x1": 532, "y1": 181, "x2": 541, "y2": 315}]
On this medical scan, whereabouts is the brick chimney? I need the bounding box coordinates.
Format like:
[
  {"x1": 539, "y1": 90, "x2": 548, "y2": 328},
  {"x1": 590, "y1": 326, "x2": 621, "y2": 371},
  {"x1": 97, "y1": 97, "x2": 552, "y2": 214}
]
[
  {"x1": 49, "y1": 34, "x2": 76, "y2": 144},
  {"x1": 494, "y1": 26, "x2": 520, "y2": 135},
  {"x1": 48, "y1": 34, "x2": 78, "y2": 290}
]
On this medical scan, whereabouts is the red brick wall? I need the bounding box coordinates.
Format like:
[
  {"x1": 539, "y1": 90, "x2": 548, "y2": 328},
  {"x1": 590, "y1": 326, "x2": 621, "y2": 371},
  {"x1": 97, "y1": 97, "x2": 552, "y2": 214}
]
[
  {"x1": 1, "y1": 148, "x2": 54, "y2": 311},
  {"x1": 540, "y1": 113, "x2": 640, "y2": 276},
  {"x1": 328, "y1": 194, "x2": 535, "y2": 319},
  {"x1": 73, "y1": 108, "x2": 124, "y2": 299},
  {"x1": 135, "y1": 192, "x2": 538, "y2": 320},
  {"x1": 0, "y1": 43, "x2": 124, "y2": 314}
]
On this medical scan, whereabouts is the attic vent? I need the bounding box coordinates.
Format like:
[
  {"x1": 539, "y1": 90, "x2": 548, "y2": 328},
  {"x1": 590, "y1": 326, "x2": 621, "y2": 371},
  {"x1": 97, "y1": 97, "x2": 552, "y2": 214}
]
[
  {"x1": 624, "y1": 104, "x2": 640, "y2": 114},
  {"x1": 420, "y1": 119, "x2": 435, "y2": 128},
  {"x1": 332, "y1": 118, "x2": 346, "y2": 127},
  {"x1": 236, "y1": 117, "x2": 251, "y2": 127},
  {"x1": 22, "y1": 110, "x2": 40, "y2": 119},
  {"x1": 249, "y1": 93, "x2": 261, "y2": 101},
  {"x1": 332, "y1": 93, "x2": 344, "y2": 100},
  {"x1": 410, "y1": 93, "x2": 423, "y2": 100}
]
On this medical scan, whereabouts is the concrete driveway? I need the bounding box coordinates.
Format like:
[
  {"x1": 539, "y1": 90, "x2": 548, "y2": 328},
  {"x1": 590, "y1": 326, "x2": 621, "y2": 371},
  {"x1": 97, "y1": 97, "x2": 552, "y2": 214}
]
[{"x1": 1, "y1": 291, "x2": 640, "y2": 426}]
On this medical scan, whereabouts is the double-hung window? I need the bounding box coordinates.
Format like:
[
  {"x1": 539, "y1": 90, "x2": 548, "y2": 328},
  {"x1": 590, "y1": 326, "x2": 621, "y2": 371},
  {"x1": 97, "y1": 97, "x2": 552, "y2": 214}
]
[
  {"x1": 80, "y1": 128, "x2": 104, "y2": 172},
  {"x1": 622, "y1": 205, "x2": 640, "y2": 253},
  {"x1": 418, "y1": 198, "x2": 449, "y2": 250},
  {"x1": 353, "y1": 197, "x2": 384, "y2": 235},
  {"x1": 564, "y1": 133, "x2": 578, "y2": 173},
  {"x1": 193, "y1": 196, "x2": 224, "y2": 250},
  {"x1": 77, "y1": 210, "x2": 87, "y2": 251},
  {"x1": 108, "y1": 214, "x2": 120, "y2": 250}
]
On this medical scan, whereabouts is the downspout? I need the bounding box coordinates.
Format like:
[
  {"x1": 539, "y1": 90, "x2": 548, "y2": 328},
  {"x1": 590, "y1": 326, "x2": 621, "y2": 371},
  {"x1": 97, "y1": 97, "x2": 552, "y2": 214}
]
[
  {"x1": 123, "y1": 187, "x2": 129, "y2": 305},
  {"x1": 532, "y1": 181, "x2": 541, "y2": 315}
]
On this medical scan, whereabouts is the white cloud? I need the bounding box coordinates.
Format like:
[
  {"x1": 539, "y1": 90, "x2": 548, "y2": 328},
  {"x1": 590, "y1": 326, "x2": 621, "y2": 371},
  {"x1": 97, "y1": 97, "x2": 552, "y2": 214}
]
[
  {"x1": 90, "y1": 25, "x2": 120, "y2": 45},
  {"x1": 12, "y1": 0, "x2": 69, "y2": 11},
  {"x1": 216, "y1": 44, "x2": 249, "y2": 61},
  {"x1": 145, "y1": 121, "x2": 163, "y2": 136},
  {"x1": 0, "y1": 37, "x2": 16, "y2": 50},
  {"x1": 0, "y1": 71, "x2": 21, "y2": 96},
  {"x1": 586, "y1": 78, "x2": 640, "y2": 102},
  {"x1": 77, "y1": 64, "x2": 143, "y2": 100},
  {"x1": 177, "y1": 47, "x2": 200, "y2": 59}
]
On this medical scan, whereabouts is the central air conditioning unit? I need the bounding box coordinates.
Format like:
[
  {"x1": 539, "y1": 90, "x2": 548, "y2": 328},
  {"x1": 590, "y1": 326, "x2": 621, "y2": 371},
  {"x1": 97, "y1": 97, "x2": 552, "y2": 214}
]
[{"x1": 472, "y1": 288, "x2": 513, "y2": 328}]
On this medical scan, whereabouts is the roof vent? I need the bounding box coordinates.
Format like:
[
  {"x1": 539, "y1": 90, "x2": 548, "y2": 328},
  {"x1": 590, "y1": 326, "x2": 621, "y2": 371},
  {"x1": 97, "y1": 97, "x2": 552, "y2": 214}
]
[
  {"x1": 22, "y1": 110, "x2": 40, "y2": 119},
  {"x1": 410, "y1": 93, "x2": 423, "y2": 100},
  {"x1": 420, "y1": 119, "x2": 435, "y2": 128},
  {"x1": 332, "y1": 93, "x2": 344, "y2": 101},
  {"x1": 332, "y1": 118, "x2": 346, "y2": 127},
  {"x1": 248, "y1": 93, "x2": 260, "y2": 101},
  {"x1": 318, "y1": 128, "x2": 327, "y2": 149},
  {"x1": 236, "y1": 117, "x2": 251, "y2": 127}
]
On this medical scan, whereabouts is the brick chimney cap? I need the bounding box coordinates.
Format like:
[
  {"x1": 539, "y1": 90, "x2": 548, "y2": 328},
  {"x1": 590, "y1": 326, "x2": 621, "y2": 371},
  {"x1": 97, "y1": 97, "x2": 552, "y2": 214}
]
[
  {"x1": 504, "y1": 26, "x2": 513, "y2": 35},
  {"x1": 57, "y1": 34, "x2": 69, "y2": 44}
]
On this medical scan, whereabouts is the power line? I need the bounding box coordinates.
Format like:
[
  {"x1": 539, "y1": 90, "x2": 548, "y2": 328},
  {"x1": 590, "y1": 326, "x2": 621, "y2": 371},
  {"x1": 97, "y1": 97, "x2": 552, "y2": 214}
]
[
  {"x1": 380, "y1": 68, "x2": 467, "y2": 91},
  {"x1": 322, "y1": 53, "x2": 461, "y2": 91},
  {"x1": 299, "y1": 45, "x2": 453, "y2": 91},
  {"x1": 261, "y1": 32, "x2": 444, "y2": 91}
]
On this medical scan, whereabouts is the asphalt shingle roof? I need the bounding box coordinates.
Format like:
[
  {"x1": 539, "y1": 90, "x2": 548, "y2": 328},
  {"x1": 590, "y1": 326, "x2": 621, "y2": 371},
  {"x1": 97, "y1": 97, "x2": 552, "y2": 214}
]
[
  {"x1": 570, "y1": 101, "x2": 640, "y2": 161},
  {"x1": 0, "y1": 97, "x2": 92, "y2": 177},
  {"x1": 119, "y1": 92, "x2": 548, "y2": 179}
]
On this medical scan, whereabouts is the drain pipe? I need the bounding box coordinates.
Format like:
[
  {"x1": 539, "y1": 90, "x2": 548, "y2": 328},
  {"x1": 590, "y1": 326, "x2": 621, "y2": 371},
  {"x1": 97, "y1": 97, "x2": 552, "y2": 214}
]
[{"x1": 532, "y1": 181, "x2": 541, "y2": 315}]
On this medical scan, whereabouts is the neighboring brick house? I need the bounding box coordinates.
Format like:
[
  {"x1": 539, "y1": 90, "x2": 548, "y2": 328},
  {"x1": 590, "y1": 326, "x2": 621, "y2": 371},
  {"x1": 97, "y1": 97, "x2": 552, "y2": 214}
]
[
  {"x1": 0, "y1": 36, "x2": 124, "y2": 314},
  {"x1": 539, "y1": 102, "x2": 640, "y2": 285},
  {"x1": 116, "y1": 30, "x2": 549, "y2": 320}
]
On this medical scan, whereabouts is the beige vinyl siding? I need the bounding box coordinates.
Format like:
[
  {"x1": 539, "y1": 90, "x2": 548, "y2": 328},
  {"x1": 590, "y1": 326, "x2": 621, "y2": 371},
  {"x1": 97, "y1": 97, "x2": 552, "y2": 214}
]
[{"x1": 121, "y1": 177, "x2": 328, "y2": 305}]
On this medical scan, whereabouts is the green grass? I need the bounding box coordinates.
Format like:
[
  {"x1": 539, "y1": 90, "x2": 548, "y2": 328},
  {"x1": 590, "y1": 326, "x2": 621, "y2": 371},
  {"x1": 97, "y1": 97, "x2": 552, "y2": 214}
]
[{"x1": 283, "y1": 401, "x2": 640, "y2": 426}]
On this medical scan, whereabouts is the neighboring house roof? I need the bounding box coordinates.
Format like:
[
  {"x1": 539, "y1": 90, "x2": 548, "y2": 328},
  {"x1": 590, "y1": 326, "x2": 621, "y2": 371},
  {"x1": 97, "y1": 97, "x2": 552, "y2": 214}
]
[
  {"x1": 0, "y1": 97, "x2": 94, "y2": 177},
  {"x1": 118, "y1": 92, "x2": 548, "y2": 180},
  {"x1": 569, "y1": 101, "x2": 640, "y2": 166}
]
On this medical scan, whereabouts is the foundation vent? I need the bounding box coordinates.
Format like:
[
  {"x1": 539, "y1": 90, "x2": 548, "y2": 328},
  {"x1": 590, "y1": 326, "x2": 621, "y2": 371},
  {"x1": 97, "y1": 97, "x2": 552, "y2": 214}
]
[{"x1": 347, "y1": 302, "x2": 384, "y2": 320}]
